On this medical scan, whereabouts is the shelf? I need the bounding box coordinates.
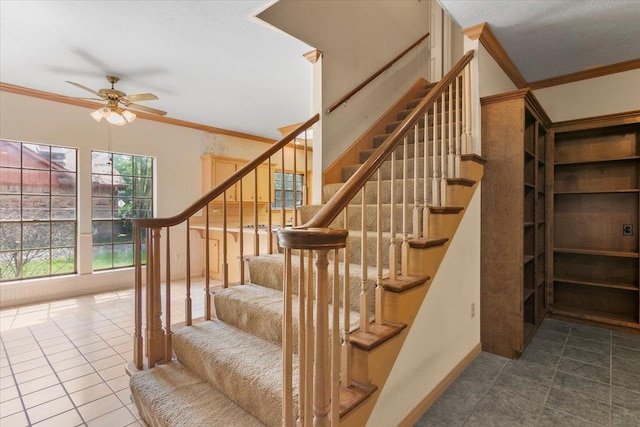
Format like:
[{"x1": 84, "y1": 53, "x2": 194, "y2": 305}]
[
  {"x1": 524, "y1": 222, "x2": 535, "y2": 227},
  {"x1": 552, "y1": 305, "x2": 639, "y2": 328},
  {"x1": 538, "y1": 158, "x2": 546, "y2": 166},
  {"x1": 554, "y1": 156, "x2": 640, "y2": 166},
  {"x1": 523, "y1": 288, "x2": 535, "y2": 302},
  {"x1": 537, "y1": 279, "x2": 545, "y2": 288},
  {"x1": 524, "y1": 149, "x2": 535, "y2": 159},
  {"x1": 524, "y1": 255, "x2": 535, "y2": 265},
  {"x1": 524, "y1": 183, "x2": 535, "y2": 189},
  {"x1": 554, "y1": 277, "x2": 639, "y2": 292},
  {"x1": 555, "y1": 189, "x2": 639, "y2": 195},
  {"x1": 554, "y1": 248, "x2": 639, "y2": 258}
]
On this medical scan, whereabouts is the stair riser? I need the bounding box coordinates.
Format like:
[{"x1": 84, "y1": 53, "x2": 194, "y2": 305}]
[
  {"x1": 374, "y1": 127, "x2": 454, "y2": 147},
  {"x1": 246, "y1": 254, "x2": 377, "y2": 314},
  {"x1": 323, "y1": 179, "x2": 431, "y2": 205}
]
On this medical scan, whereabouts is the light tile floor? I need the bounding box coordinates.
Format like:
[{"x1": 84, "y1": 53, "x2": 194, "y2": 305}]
[
  {"x1": 0, "y1": 280, "x2": 207, "y2": 427},
  {"x1": 416, "y1": 318, "x2": 640, "y2": 426},
  {"x1": 4, "y1": 287, "x2": 639, "y2": 427}
]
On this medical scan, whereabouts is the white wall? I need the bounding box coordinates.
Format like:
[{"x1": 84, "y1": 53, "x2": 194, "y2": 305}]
[
  {"x1": 0, "y1": 91, "x2": 295, "y2": 307},
  {"x1": 533, "y1": 69, "x2": 640, "y2": 122},
  {"x1": 259, "y1": 0, "x2": 431, "y2": 175},
  {"x1": 369, "y1": 185, "x2": 481, "y2": 426}
]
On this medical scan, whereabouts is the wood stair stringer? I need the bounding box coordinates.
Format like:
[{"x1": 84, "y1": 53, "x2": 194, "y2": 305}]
[{"x1": 339, "y1": 156, "x2": 485, "y2": 426}]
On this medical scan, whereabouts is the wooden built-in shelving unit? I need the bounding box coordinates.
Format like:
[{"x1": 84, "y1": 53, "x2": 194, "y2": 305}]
[
  {"x1": 550, "y1": 115, "x2": 640, "y2": 329},
  {"x1": 480, "y1": 89, "x2": 550, "y2": 358}
]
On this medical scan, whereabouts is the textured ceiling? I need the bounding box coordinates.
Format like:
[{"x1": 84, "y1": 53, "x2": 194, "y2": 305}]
[
  {"x1": 3, "y1": 1, "x2": 639, "y2": 140},
  {"x1": 440, "y1": 0, "x2": 640, "y2": 82},
  {"x1": 0, "y1": 0, "x2": 311, "y2": 139}
]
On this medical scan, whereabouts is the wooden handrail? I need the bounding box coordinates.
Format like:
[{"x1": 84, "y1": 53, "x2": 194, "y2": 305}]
[
  {"x1": 133, "y1": 114, "x2": 319, "y2": 229},
  {"x1": 326, "y1": 32, "x2": 430, "y2": 114},
  {"x1": 302, "y1": 51, "x2": 474, "y2": 230}
]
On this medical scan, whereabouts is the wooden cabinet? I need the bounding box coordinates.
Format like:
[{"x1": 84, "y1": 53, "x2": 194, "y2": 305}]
[
  {"x1": 480, "y1": 89, "x2": 550, "y2": 358},
  {"x1": 550, "y1": 114, "x2": 640, "y2": 329},
  {"x1": 201, "y1": 155, "x2": 271, "y2": 202}
]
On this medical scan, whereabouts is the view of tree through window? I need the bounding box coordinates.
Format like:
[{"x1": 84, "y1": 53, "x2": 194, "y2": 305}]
[
  {"x1": 0, "y1": 140, "x2": 77, "y2": 281},
  {"x1": 272, "y1": 171, "x2": 304, "y2": 209},
  {"x1": 91, "y1": 151, "x2": 153, "y2": 270}
]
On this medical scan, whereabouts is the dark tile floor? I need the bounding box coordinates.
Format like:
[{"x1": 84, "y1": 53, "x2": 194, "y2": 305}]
[{"x1": 416, "y1": 318, "x2": 640, "y2": 426}]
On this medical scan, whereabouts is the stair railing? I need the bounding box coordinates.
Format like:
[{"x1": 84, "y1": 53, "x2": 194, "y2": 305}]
[
  {"x1": 130, "y1": 114, "x2": 318, "y2": 371},
  {"x1": 278, "y1": 50, "x2": 474, "y2": 425}
]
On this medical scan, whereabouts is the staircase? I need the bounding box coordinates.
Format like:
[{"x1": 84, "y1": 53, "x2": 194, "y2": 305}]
[{"x1": 128, "y1": 51, "x2": 482, "y2": 426}]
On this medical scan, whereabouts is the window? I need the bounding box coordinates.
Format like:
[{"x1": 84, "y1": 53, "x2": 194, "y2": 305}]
[
  {"x1": 91, "y1": 151, "x2": 153, "y2": 270},
  {"x1": 272, "y1": 171, "x2": 304, "y2": 209},
  {"x1": 0, "y1": 140, "x2": 77, "y2": 282}
]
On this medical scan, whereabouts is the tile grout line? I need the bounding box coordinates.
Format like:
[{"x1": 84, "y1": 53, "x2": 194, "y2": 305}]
[
  {"x1": 0, "y1": 333, "x2": 33, "y2": 426},
  {"x1": 460, "y1": 356, "x2": 509, "y2": 426}
]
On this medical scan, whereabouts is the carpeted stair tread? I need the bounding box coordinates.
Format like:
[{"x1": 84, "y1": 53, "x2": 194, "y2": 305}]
[
  {"x1": 213, "y1": 283, "x2": 360, "y2": 351},
  {"x1": 130, "y1": 360, "x2": 265, "y2": 427},
  {"x1": 172, "y1": 319, "x2": 298, "y2": 427}
]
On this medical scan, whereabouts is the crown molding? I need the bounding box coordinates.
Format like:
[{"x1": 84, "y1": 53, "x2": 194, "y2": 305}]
[
  {"x1": 551, "y1": 110, "x2": 640, "y2": 133},
  {"x1": 0, "y1": 82, "x2": 277, "y2": 144},
  {"x1": 463, "y1": 22, "x2": 527, "y2": 89},
  {"x1": 529, "y1": 58, "x2": 640, "y2": 90},
  {"x1": 303, "y1": 49, "x2": 322, "y2": 64}
]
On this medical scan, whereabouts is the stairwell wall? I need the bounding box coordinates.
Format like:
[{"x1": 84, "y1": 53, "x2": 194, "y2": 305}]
[{"x1": 257, "y1": 0, "x2": 431, "y2": 187}]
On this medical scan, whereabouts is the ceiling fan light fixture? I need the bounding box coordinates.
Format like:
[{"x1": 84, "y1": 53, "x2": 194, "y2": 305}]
[
  {"x1": 122, "y1": 109, "x2": 136, "y2": 123},
  {"x1": 90, "y1": 108, "x2": 104, "y2": 122},
  {"x1": 106, "y1": 110, "x2": 126, "y2": 126}
]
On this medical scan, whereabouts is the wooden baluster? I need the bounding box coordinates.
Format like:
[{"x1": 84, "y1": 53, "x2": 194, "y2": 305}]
[
  {"x1": 304, "y1": 130, "x2": 309, "y2": 205},
  {"x1": 440, "y1": 92, "x2": 448, "y2": 206},
  {"x1": 461, "y1": 70, "x2": 467, "y2": 155},
  {"x1": 282, "y1": 248, "x2": 293, "y2": 427},
  {"x1": 305, "y1": 252, "x2": 314, "y2": 425},
  {"x1": 133, "y1": 226, "x2": 143, "y2": 369},
  {"x1": 239, "y1": 181, "x2": 244, "y2": 285},
  {"x1": 185, "y1": 218, "x2": 192, "y2": 326},
  {"x1": 222, "y1": 194, "x2": 228, "y2": 290},
  {"x1": 293, "y1": 137, "x2": 298, "y2": 227},
  {"x1": 401, "y1": 136, "x2": 409, "y2": 275},
  {"x1": 448, "y1": 83, "x2": 455, "y2": 179},
  {"x1": 341, "y1": 206, "x2": 351, "y2": 385},
  {"x1": 423, "y1": 111, "x2": 430, "y2": 238},
  {"x1": 359, "y1": 188, "x2": 369, "y2": 333},
  {"x1": 313, "y1": 249, "x2": 330, "y2": 427},
  {"x1": 464, "y1": 64, "x2": 472, "y2": 154},
  {"x1": 389, "y1": 150, "x2": 397, "y2": 281},
  {"x1": 331, "y1": 248, "x2": 340, "y2": 425},
  {"x1": 148, "y1": 227, "x2": 164, "y2": 367},
  {"x1": 281, "y1": 149, "x2": 286, "y2": 229},
  {"x1": 297, "y1": 250, "x2": 306, "y2": 426},
  {"x1": 455, "y1": 74, "x2": 462, "y2": 177},
  {"x1": 432, "y1": 100, "x2": 440, "y2": 207},
  {"x1": 413, "y1": 123, "x2": 420, "y2": 238},
  {"x1": 268, "y1": 158, "x2": 273, "y2": 254},
  {"x1": 254, "y1": 168, "x2": 259, "y2": 256},
  {"x1": 205, "y1": 205, "x2": 210, "y2": 318},
  {"x1": 145, "y1": 227, "x2": 154, "y2": 367},
  {"x1": 376, "y1": 169, "x2": 384, "y2": 324},
  {"x1": 165, "y1": 227, "x2": 172, "y2": 361}
]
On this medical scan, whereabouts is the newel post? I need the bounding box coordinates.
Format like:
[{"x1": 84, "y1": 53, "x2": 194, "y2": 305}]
[
  {"x1": 146, "y1": 227, "x2": 165, "y2": 368},
  {"x1": 278, "y1": 227, "x2": 348, "y2": 427}
]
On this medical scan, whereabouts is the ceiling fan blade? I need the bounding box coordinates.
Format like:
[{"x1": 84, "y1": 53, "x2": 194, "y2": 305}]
[
  {"x1": 126, "y1": 103, "x2": 167, "y2": 116},
  {"x1": 66, "y1": 81, "x2": 103, "y2": 98},
  {"x1": 123, "y1": 93, "x2": 158, "y2": 103}
]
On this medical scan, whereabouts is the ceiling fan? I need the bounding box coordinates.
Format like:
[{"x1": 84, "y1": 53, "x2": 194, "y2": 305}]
[{"x1": 66, "y1": 75, "x2": 167, "y2": 126}]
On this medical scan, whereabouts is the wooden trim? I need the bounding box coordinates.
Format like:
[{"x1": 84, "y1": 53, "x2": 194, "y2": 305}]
[
  {"x1": 276, "y1": 122, "x2": 314, "y2": 151},
  {"x1": 551, "y1": 110, "x2": 640, "y2": 133},
  {"x1": 326, "y1": 32, "x2": 429, "y2": 114},
  {"x1": 303, "y1": 49, "x2": 322, "y2": 64},
  {"x1": 0, "y1": 82, "x2": 276, "y2": 144},
  {"x1": 530, "y1": 58, "x2": 640, "y2": 90},
  {"x1": 480, "y1": 88, "x2": 551, "y2": 127},
  {"x1": 323, "y1": 78, "x2": 430, "y2": 185},
  {"x1": 398, "y1": 343, "x2": 482, "y2": 427},
  {"x1": 463, "y1": 22, "x2": 527, "y2": 89}
]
